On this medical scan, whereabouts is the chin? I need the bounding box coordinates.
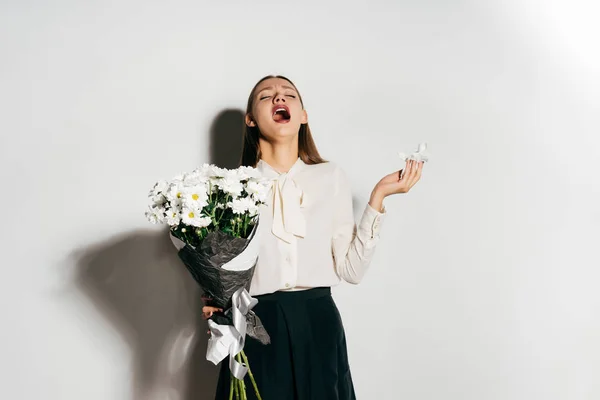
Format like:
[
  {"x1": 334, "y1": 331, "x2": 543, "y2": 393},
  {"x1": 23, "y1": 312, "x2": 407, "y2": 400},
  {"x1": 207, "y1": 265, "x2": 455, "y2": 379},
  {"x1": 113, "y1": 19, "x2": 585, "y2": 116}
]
[{"x1": 262, "y1": 122, "x2": 301, "y2": 140}]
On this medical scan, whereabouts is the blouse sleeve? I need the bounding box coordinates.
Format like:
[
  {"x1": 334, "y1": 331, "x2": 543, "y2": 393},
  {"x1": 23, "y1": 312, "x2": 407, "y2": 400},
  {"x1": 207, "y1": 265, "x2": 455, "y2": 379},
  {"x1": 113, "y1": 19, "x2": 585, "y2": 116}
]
[{"x1": 331, "y1": 164, "x2": 386, "y2": 284}]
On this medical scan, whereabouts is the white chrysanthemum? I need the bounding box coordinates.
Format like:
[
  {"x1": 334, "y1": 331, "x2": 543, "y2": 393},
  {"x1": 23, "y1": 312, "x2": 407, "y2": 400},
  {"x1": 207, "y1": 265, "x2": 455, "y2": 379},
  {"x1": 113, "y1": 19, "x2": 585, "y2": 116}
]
[
  {"x1": 198, "y1": 216, "x2": 212, "y2": 228},
  {"x1": 194, "y1": 163, "x2": 224, "y2": 180},
  {"x1": 228, "y1": 199, "x2": 244, "y2": 214},
  {"x1": 223, "y1": 168, "x2": 248, "y2": 184},
  {"x1": 218, "y1": 177, "x2": 244, "y2": 197},
  {"x1": 170, "y1": 196, "x2": 183, "y2": 211},
  {"x1": 229, "y1": 197, "x2": 256, "y2": 215},
  {"x1": 247, "y1": 202, "x2": 259, "y2": 217},
  {"x1": 166, "y1": 182, "x2": 184, "y2": 201},
  {"x1": 181, "y1": 208, "x2": 212, "y2": 228},
  {"x1": 164, "y1": 207, "x2": 181, "y2": 225},
  {"x1": 148, "y1": 192, "x2": 168, "y2": 208},
  {"x1": 172, "y1": 173, "x2": 184, "y2": 183},
  {"x1": 222, "y1": 169, "x2": 239, "y2": 180},
  {"x1": 149, "y1": 180, "x2": 168, "y2": 196},
  {"x1": 236, "y1": 168, "x2": 249, "y2": 181},
  {"x1": 208, "y1": 176, "x2": 221, "y2": 192},
  {"x1": 246, "y1": 179, "x2": 271, "y2": 203},
  {"x1": 201, "y1": 164, "x2": 226, "y2": 178},
  {"x1": 181, "y1": 172, "x2": 202, "y2": 186},
  {"x1": 145, "y1": 206, "x2": 166, "y2": 224},
  {"x1": 245, "y1": 180, "x2": 261, "y2": 196},
  {"x1": 237, "y1": 166, "x2": 262, "y2": 180},
  {"x1": 191, "y1": 164, "x2": 212, "y2": 181},
  {"x1": 182, "y1": 184, "x2": 209, "y2": 209}
]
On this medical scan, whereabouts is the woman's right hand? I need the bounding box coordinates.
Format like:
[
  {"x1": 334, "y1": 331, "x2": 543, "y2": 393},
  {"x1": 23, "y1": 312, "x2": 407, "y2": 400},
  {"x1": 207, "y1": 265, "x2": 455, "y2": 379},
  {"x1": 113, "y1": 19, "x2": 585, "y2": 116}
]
[{"x1": 201, "y1": 296, "x2": 222, "y2": 320}]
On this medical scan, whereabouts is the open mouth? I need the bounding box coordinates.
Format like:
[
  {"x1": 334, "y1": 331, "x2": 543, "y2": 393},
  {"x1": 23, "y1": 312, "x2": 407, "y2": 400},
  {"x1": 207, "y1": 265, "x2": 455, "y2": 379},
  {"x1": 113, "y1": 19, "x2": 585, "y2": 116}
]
[{"x1": 272, "y1": 105, "x2": 291, "y2": 123}]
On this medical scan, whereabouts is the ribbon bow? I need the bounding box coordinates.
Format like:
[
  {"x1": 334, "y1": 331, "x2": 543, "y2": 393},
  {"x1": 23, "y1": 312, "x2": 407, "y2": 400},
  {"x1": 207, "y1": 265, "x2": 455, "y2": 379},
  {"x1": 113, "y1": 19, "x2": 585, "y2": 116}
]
[
  {"x1": 206, "y1": 287, "x2": 258, "y2": 380},
  {"x1": 270, "y1": 174, "x2": 306, "y2": 243}
]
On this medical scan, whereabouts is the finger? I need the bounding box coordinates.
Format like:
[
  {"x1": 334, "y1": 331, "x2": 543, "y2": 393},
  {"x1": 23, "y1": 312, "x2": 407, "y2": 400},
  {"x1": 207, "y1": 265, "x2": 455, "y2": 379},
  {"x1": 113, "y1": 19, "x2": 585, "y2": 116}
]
[
  {"x1": 403, "y1": 160, "x2": 413, "y2": 180},
  {"x1": 402, "y1": 162, "x2": 417, "y2": 189},
  {"x1": 412, "y1": 160, "x2": 421, "y2": 176},
  {"x1": 202, "y1": 306, "x2": 220, "y2": 315},
  {"x1": 415, "y1": 161, "x2": 424, "y2": 179},
  {"x1": 407, "y1": 162, "x2": 422, "y2": 188},
  {"x1": 415, "y1": 161, "x2": 424, "y2": 177},
  {"x1": 409, "y1": 160, "x2": 417, "y2": 179},
  {"x1": 412, "y1": 161, "x2": 420, "y2": 177}
]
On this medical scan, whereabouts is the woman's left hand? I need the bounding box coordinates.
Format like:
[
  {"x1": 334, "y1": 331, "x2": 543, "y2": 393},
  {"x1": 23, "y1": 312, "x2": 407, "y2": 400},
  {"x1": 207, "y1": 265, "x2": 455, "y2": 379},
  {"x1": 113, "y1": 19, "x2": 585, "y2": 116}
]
[
  {"x1": 369, "y1": 159, "x2": 424, "y2": 211},
  {"x1": 378, "y1": 159, "x2": 424, "y2": 196}
]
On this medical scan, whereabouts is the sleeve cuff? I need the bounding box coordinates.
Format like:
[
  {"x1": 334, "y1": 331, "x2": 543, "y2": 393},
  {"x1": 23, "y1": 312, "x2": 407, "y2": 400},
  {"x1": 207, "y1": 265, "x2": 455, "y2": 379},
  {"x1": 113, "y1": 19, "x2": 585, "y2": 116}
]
[{"x1": 359, "y1": 203, "x2": 387, "y2": 239}]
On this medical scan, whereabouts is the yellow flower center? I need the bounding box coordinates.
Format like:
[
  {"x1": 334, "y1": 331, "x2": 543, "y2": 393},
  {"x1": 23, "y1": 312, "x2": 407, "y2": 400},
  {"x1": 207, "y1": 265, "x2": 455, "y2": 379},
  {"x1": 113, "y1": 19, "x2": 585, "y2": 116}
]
[
  {"x1": 177, "y1": 192, "x2": 182, "y2": 198},
  {"x1": 192, "y1": 194, "x2": 199, "y2": 200},
  {"x1": 188, "y1": 212, "x2": 195, "y2": 218}
]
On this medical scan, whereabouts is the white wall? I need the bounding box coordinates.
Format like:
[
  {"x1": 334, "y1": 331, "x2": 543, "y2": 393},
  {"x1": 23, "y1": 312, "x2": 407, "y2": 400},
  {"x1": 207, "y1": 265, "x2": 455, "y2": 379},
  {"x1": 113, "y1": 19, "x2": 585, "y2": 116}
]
[{"x1": 1, "y1": 1, "x2": 599, "y2": 399}]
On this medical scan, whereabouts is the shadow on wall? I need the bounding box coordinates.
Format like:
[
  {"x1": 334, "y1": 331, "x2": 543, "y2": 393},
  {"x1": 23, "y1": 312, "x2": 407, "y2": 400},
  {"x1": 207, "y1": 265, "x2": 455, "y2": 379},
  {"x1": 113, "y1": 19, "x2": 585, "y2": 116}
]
[
  {"x1": 186, "y1": 108, "x2": 246, "y2": 398},
  {"x1": 209, "y1": 109, "x2": 246, "y2": 169},
  {"x1": 72, "y1": 109, "x2": 246, "y2": 400}
]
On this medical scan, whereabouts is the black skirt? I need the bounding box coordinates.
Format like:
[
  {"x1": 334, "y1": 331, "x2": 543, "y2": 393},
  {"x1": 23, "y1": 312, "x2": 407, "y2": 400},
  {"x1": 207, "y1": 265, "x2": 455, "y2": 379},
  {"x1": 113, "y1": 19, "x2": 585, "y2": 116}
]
[{"x1": 214, "y1": 287, "x2": 356, "y2": 400}]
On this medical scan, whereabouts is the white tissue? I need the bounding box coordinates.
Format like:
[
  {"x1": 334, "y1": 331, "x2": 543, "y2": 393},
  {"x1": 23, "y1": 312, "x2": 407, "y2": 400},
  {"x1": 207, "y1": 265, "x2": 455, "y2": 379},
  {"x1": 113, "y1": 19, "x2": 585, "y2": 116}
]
[{"x1": 398, "y1": 142, "x2": 430, "y2": 162}]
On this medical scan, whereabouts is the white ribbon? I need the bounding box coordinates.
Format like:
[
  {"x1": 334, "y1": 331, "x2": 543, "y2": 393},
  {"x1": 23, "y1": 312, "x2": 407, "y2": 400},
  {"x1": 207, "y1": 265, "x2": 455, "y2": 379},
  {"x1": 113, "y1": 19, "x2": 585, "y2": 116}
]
[
  {"x1": 271, "y1": 174, "x2": 306, "y2": 244},
  {"x1": 206, "y1": 287, "x2": 258, "y2": 380}
]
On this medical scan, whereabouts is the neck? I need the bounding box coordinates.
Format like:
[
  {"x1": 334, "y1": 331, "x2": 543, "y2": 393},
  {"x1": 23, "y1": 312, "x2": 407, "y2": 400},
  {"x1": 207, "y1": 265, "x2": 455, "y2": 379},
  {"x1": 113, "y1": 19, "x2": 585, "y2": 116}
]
[{"x1": 259, "y1": 138, "x2": 299, "y2": 173}]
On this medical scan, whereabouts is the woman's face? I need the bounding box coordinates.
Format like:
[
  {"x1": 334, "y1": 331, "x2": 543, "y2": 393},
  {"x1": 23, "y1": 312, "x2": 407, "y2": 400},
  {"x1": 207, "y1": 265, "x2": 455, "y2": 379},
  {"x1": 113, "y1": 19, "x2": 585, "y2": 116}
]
[{"x1": 246, "y1": 77, "x2": 308, "y2": 142}]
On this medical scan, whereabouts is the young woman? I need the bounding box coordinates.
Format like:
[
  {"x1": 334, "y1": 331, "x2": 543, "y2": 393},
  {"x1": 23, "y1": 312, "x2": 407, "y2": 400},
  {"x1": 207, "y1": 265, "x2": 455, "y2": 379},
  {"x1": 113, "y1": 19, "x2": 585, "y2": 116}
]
[{"x1": 207, "y1": 75, "x2": 424, "y2": 399}]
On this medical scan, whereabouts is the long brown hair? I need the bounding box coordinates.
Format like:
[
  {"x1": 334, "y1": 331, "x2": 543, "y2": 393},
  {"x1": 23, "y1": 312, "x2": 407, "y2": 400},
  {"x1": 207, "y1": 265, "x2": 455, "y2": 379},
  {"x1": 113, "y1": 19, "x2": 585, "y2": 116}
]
[{"x1": 239, "y1": 75, "x2": 327, "y2": 167}]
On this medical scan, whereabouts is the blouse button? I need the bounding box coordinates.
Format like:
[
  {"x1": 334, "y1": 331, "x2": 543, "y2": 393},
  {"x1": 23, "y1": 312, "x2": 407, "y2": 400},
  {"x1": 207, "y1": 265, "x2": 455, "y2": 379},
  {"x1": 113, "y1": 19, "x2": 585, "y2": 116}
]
[{"x1": 285, "y1": 283, "x2": 290, "y2": 288}]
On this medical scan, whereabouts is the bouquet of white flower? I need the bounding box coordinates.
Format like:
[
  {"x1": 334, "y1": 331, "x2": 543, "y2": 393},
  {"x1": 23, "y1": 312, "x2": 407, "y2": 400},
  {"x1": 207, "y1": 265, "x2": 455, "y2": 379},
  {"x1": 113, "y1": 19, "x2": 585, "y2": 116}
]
[{"x1": 145, "y1": 163, "x2": 272, "y2": 400}]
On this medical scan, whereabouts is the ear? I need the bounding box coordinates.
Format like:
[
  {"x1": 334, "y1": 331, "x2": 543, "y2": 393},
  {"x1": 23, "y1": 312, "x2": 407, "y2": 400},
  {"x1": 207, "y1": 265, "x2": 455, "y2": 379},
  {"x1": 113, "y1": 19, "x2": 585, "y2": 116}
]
[
  {"x1": 245, "y1": 114, "x2": 256, "y2": 127},
  {"x1": 301, "y1": 109, "x2": 308, "y2": 124}
]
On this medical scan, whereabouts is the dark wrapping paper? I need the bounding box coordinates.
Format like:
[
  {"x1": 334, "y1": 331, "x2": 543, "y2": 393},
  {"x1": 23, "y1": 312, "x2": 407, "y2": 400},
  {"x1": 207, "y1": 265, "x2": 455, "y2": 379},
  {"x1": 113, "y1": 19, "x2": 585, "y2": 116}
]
[{"x1": 173, "y1": 221, "x2": 270, "y2": 345}]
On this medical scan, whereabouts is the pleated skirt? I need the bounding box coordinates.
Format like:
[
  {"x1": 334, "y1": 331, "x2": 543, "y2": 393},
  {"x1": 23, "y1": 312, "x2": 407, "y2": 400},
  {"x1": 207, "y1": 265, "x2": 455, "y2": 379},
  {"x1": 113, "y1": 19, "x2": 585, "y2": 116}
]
[{"x1": 214, "y1": 287, "x2": 356, "y2": 400}]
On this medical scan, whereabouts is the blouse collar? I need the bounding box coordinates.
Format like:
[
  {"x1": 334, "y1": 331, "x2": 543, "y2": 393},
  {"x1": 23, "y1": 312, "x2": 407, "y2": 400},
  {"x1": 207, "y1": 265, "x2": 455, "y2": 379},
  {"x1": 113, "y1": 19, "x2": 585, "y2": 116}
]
[
  {"x1": 256, "y1": 157, "x2": 306, "y2": 178},
  {"x1": 256, "y1": 157, "x2": 307, "y2": 243}
]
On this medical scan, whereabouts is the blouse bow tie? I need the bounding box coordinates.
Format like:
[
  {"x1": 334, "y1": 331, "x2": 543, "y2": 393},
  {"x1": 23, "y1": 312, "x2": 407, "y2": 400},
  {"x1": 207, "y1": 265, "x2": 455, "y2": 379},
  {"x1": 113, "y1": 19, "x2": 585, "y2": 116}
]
[{"x1": 270, "y1": 174, "x2": 306, "y2": 243}]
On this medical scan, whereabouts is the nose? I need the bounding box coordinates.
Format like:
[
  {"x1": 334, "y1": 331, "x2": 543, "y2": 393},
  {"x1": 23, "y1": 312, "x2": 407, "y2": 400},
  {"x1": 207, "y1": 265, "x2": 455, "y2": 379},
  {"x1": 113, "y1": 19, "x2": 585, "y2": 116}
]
[{"x1": 274, "y1": 93, "x2": 286, "y2": 103}]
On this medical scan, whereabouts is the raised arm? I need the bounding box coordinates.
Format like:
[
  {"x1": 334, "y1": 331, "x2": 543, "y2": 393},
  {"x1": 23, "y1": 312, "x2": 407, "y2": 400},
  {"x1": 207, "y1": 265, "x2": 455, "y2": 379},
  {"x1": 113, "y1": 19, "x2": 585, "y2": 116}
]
[{"x1": 331, "y1": 165, "x2": 386, "y2": 284}]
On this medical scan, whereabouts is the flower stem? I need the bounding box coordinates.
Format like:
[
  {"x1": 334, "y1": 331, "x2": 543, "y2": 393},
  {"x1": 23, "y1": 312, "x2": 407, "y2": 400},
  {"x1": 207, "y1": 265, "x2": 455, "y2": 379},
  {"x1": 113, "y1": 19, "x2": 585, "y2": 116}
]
[
  {"x1": 241, "y1": 350, "x2": 262, "y2": 400},
  {"x1": 235, "y1": 353, "x2": 246, "y2": 400},
  {"x1": 216, "y1": 194, "x2": 230, "y2": 224},
  {"x1": 229, "y1": 373, "x2": 234, "y2": 400}
]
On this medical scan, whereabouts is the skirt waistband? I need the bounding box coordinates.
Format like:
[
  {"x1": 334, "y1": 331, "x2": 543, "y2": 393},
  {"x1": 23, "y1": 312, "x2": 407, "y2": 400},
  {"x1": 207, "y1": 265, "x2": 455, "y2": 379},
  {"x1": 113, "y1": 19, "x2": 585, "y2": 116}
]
[{"x1": 254, "y1": 286, "x2": 331, "y2": 302}]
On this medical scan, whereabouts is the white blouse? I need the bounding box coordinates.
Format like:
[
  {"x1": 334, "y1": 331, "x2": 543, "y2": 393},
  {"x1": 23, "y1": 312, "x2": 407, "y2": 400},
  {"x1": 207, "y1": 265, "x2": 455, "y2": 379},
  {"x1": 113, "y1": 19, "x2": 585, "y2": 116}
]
[{"x1": 248, "y1": 157, "x2": 386, "y2": 296}]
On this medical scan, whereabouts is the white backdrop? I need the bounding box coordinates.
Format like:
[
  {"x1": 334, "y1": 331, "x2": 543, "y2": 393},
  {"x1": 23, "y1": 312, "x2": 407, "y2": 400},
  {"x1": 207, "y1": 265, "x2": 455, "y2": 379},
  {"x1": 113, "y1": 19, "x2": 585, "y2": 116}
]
[{"x1": 1, "y1": 1, "x2": 599, "y2": 399}]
